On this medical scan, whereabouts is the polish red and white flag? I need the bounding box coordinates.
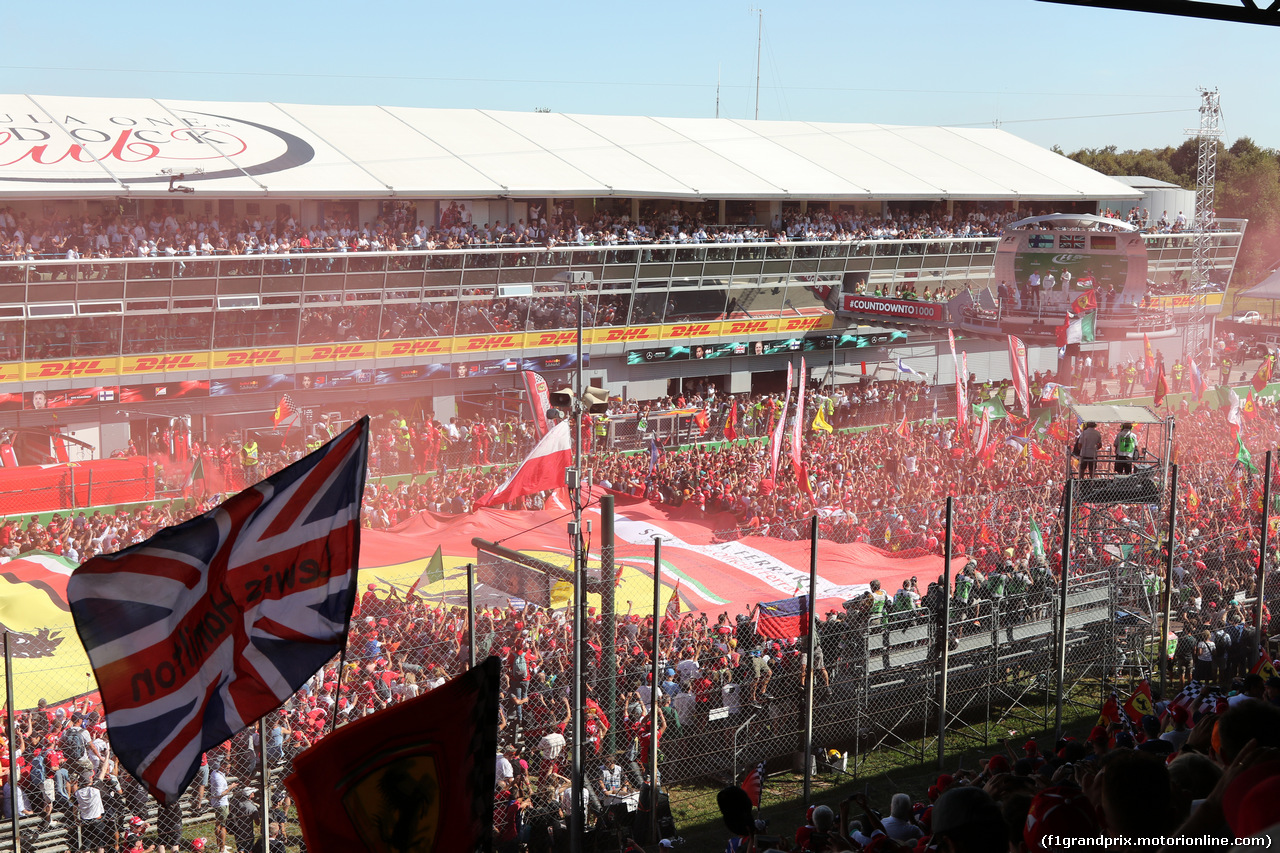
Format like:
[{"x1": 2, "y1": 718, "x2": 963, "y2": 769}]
[{"x1": 474, "y1": 420, "x2": 572, "y2": 508}]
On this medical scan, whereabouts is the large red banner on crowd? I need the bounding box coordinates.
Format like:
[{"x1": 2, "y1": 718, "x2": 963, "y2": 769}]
[
  {"x1": 359, "y1": 492, "x2": 962, "y2": 616},
  {"x1": 0, "y1": 458, "x2": 154, "y2": 512}
]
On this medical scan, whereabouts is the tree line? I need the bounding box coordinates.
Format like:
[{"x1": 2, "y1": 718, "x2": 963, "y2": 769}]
[{"x1": 1054, "y1": 138, "x2": 1280, "y2": 288}]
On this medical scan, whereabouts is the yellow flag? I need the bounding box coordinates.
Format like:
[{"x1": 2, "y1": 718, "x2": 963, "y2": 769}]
[{"x1": 812, "y1": 407, "x2": 833, "y2": 433}]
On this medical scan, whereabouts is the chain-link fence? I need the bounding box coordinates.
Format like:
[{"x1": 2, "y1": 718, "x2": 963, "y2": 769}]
[{"x1": 5, "y1": 460, "x2": 1280, "y2": 852}]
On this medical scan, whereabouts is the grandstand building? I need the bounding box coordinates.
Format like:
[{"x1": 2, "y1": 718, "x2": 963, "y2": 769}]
[{"x1": 0, "y1": 95, "x2": 1244, "y2": 458}]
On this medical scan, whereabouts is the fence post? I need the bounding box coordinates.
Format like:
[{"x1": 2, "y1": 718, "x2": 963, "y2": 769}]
[
  {"x1": 69, "y1": 464, "x2": 76, "y2": 511},
  {"x1": 600, "y1": 494, "x2": 618, "y2": 756},
  {"x1": 258, "y1": 716, "x2": 270, "y2": 851},
  {"x1": 1253, "y1": 451, "x2": 1272, "y2": 670},
  {"x1": 1160, "y1": 465, "x2": 1179, "y2": 699},
  {"x1": 1055, "y1": 479, "x2": 1075, "y2": 740},
  {"x1": 937, "y1": 496, "x2": 953, "y2": 770},
  {"x1": 5, "y1": 632, "x2": 20, "y2": 853},
  {"x1": 650, "y1": 536, "x2": 662, "y2": 845},
  {"x1": 467, "y1": 562, "x2": 476, "y2": 669},
  {"x1": 803, "y1": 516, "x2": 818, "y2": 807}
]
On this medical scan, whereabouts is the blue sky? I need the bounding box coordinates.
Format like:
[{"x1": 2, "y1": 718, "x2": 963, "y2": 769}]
[{"x1": 3, "y1": 1, "x2": 1274, "y2": 154}]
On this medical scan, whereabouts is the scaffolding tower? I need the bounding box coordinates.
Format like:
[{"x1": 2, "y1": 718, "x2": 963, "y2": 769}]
[{"x1": 1185, "y1": 88, "x2": 1223, "y2": 364}]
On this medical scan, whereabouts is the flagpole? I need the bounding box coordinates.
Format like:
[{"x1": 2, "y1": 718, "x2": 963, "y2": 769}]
[
  {"x1": 568, "y1": 291, "x2": 586, "y2": 853},
  {"x1": 1253, "y1": 451, "x2": 1272, "y2": 671},
  {"x1": 802, "y1": 515, "x2": 818, "y2": 807},
  {"x1": 1160, "y1": 465, "x2": 1179, "y2": 700},
  {"x1": 649, "y1": 534, "x2": 662, "y2": 845}
]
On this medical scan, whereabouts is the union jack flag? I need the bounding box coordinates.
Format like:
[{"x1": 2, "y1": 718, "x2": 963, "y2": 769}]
[
  {"x1": 67, "y1": 417, "x2": 369, "y2": 804},
  {"x1": 1059, "y1": 235, "x2": 1085, "y2": 250}
]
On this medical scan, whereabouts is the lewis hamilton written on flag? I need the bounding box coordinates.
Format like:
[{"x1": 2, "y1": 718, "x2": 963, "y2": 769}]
[{"x1": 67, "y1": 417, "x2": 370, "y2": 803}]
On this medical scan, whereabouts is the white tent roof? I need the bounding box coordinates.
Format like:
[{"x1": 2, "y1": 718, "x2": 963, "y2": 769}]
[
  {"x1": 0, "y1": 95, "x2": 1143, "y2": 201},
  {"x1": 1239, "y1": 267, "x2": 1280, "y2": 301}
]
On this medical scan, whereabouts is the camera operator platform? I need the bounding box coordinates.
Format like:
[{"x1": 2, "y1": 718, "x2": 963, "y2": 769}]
[{"x1": 1065, "y1": 404, "x2": 1173, "y2": 506}]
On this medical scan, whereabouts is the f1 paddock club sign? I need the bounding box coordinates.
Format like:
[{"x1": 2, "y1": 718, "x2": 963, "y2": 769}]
[{"x1": 841, "y1": 295, "x2": 945, "y2": 323}]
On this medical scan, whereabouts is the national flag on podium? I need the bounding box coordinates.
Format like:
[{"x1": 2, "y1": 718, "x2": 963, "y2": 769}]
[
  {"x1": 286, "y1": 657, "x2": 500, "y2": 853},
  {"x1": 67, "y1": 418, "x2": 370, "y2": 803}
]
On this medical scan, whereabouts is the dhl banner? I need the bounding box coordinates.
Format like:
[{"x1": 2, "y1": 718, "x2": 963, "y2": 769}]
[
  {"x1": 376, "y1": 338, "x2": 452, "y2": 359},
  {"x1": 210, "y1": 346, "x2": 296, "y2": 369},
  {"x1": 453, "y1": 332, "x2": 524, "y2": 353},
  {"x1": 24, "y1": 357, "x2": 121, "y2": 381},
  {"x1": 1148, "y1": 292, "x2": 1225, "y2": 310},
  {"x1": 295, "y1": 342, "x2": 378, "y2": 364},
  {"x1": 589, "y1": 324, "x2": 662, "y2": 345},
  {"x1": 119, "y1": 351, "x2": 211, "y2": 375},
  {"x1": 3, "y1": 314, "x2": 838, "y2": 385},
  {"x1": 523, "y1": 330, "x2": 580, "y2": 349}
]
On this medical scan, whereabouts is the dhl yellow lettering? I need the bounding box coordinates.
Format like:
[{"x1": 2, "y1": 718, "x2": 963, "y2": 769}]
[
  {"x1": 134, "y1": 355, "x2": 197, "y2": 371},
  {"x1": 37, "y1": 360, "x2": 106, "y2": 378},
  {"x1": 604, "y1": 328, "x2": 653, "y2": 342},
  {"x1": 534, "y1": 332, "x2": 577, "y2": 347},
  {"x1": 464, "y1": 335, "x2": 517, "y2": 350},
  {"x1": 782, "y1": 318, "x2": 820, "y2": 331},
  {"x1": 388, "y1": 340, "x2": 446, "y2": 356},
  {"x1": 224, "y1": 350, "x2": 284, "y2": 366},
  {"x1": 670, "y1": 324, "x2": 712, "y2": 338},
  {"x1": 727, "y1": 321, "x2": 769, "y2": 334}
]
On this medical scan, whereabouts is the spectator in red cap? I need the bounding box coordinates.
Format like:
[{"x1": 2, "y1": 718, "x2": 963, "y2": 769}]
[{"x1": 1022, "y1": 785, "x2": 1098, "y2": 851}]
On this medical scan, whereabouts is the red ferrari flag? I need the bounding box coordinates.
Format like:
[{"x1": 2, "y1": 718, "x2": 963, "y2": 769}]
[
  {"x1": 1253, "y1": 355, "x2": 1273, "y2": 393},
  {"x1": 740, "y1": 761, "x2": 765, "y2": 808},
  {"x1": 522, "y1": 370, "x2": 552, "y2": 439},
  {"x1": 1153, "y1": 362, "x2": 1169, "y2": 408},
  {"x1": 665, "y1": 579, "x2": 682, "y2": 621},
  {"x1": 286, "y1": 657, "x2": 500, "y2": 853},
  {"x1": 474, "y1": 420, "x2": 572, "y2": 508},
  {"x1": 1252, "y1": 652, "x2": 1279, "y2": 681},
  {"x1": 1123, "y1": 680, "x2": 1154, "y2": 723},
  {"x1": 273, "y1": 393, "x2": 300, "y2": 428},
  {"x1": 1142, "y1": 333, "x2": 1155, "y2": 383},
  {"x1": 67, "y1": 418, "x2": 370, "y2": 803},
  {"x1": 724, "y1": 400, "x2": 738, "y2": 442},
  {"x1": 1070, "y1": 290, "x2": 1097, "y2": 315}
]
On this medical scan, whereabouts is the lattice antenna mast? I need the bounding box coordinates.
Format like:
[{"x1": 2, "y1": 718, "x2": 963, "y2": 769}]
[{"x1": 1184, "y1": 87, "x2": 1222, "y2": 361}]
